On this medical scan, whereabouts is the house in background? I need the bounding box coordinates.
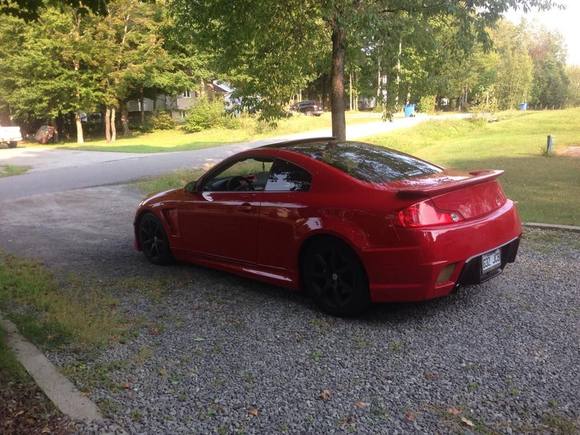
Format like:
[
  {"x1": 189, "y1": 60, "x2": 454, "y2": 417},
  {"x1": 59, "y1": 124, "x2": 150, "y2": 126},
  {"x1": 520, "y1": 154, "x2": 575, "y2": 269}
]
[{"x1": 126, "y1": 80, "x2": 234, "y2": 123}]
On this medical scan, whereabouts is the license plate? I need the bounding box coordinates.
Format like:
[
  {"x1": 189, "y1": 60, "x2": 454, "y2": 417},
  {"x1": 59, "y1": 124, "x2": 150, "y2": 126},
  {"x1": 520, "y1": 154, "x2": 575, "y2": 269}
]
[{"x1": 481, "y1": 248, "x2": 501, "y2": 274}]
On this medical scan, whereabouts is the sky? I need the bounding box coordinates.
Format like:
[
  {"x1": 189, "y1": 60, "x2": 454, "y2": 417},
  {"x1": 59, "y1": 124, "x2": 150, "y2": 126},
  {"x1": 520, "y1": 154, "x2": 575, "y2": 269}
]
[{"x1": 504, "y1": 0, "x2": 580, "y2": 65}]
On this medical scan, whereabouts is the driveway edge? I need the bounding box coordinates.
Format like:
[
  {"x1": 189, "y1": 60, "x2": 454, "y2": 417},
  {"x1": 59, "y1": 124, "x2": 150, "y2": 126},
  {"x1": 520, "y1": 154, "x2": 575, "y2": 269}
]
[
  {"x1": 524, "y1": 222, "x2": 580, "y2": 233},
  {"x1": 0, "y1": 313, "x2": 103, "y2": 423}
]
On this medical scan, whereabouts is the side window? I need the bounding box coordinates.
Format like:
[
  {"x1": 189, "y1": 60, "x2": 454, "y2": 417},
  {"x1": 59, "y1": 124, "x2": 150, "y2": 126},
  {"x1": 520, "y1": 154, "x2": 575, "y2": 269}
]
[
  {"x1": 265, "y1": 159, "x2": 312, "y2": 192},
  {"x1": 202, "y1": 158, "x2": 274, "y2": 192}
]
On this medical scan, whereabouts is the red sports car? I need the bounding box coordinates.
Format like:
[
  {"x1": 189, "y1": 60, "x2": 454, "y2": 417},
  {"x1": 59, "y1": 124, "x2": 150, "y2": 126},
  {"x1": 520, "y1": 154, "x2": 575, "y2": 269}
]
[{"x1": 135, "y1": 138, "x2": 521, "y2": 316}]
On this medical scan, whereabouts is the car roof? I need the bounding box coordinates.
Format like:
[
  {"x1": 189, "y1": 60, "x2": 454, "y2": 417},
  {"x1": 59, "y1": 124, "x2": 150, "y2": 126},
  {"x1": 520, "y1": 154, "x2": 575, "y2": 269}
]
[{"x1": 260, "y1": 137, "x2": 335, "y2": 150}]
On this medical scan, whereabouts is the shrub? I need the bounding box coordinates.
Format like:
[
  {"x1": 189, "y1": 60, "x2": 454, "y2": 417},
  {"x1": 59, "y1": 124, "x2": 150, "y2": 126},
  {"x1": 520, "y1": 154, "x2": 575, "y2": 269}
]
[
  {"x1": 150, "y1": 112, "x2": 175, "y2": 130},
  {"x1": 183, "y1": 97, "x2": 227, "y2": 133},
  {"x1": 417, "y1": 95, "x2": 437, "y2": 113},
  {"x1": 220, "y1": 114, "x2": 241, "y2": 129},
  {"x1": 471, "y1": 87, "x2": 499, "y2": 115}
]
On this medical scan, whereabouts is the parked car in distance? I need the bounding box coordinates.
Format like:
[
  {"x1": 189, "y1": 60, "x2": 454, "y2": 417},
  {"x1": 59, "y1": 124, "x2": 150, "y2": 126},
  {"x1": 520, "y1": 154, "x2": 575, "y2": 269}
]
[
  {"x1": 290, "y1": 100, "x2": 323, "y2": 116},
  {"x1": 0, "y1": 125, "x2": 22, "y2": 148},
  {"x1": 134, "y1": 138, "x2": 522, "y2": 316}
]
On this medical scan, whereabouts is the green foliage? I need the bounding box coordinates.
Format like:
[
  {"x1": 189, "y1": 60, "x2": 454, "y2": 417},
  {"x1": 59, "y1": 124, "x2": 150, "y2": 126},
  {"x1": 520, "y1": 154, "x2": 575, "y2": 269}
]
[
  {"x1": 493, "y1": 21, "x2": 533, "y2": 109},
  {"x1": 0, "y1": 0, "x2": 106, "y2": 21},
  {"x1": 151, "y1": 112, "x2": 176, "y2": 130},
  {"x1": 529, "y1": 29, "x2": 569, "y2": 108},
  {"x1": 0, "y1": 9, "x2": 101, "y2": 120},
  {"x1": 417, "y1": 95, "x2": 436, "y2": 113},
  {"x1": 0, "y1": 0, "x2": 207, "y2": 142},
  {"x1": 471, "y1": 86, "x2": 499, "y2": 114},
  {"x1": 183, "y1": 97, "x2": 229, "y2": 133},
  {"x1": 172, "y1": 0, "x2": 329, "y2": 121},
  {"x1": 171, "y1": 0, "x2": 557, "y2": 123},
  {"x1": 567, "y1": 66, "x2": 580, "y2": 107}
]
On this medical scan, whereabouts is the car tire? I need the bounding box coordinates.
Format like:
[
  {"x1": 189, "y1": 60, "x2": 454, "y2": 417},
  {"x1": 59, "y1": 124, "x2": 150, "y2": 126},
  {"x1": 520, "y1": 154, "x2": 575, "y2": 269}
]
[
  {"x1": 138, "y1": 213, "x2": 174, "y2": 265},
  {"x1": 8, "y1": 141, "x2": 17, "y2": 148},
  {"x1": 302, "y1": 237, "x2": 371, "y2": 317}
]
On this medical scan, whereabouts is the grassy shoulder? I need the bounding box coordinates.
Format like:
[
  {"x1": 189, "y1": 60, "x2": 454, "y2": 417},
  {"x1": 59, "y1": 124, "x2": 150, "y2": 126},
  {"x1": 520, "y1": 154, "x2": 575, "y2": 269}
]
[
  {"x1": 137, "y1": 168, "x2": 205, "y2": 197},
  {"x1": 0, "y1": 252, "x2": 127, "y2": 351},
  {"x1": 41, "y1": 112, "x2": 381, "y2": 153},
  {"x1": 0, "y1": 164, "x2": 30, "y2": 177},
  {"x1": 0, "y1": 328, "x2": 27, "y2": 380},
  {"x1": 364, "y1": 109, "x2": 580, "y2": 225}
]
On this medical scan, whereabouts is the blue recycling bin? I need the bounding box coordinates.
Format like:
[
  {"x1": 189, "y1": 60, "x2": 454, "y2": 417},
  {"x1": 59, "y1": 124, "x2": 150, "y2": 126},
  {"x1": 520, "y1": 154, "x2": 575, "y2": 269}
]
[
  {"x1": 518, "y1": 102, "x2": 528, "y2": 111},
  {"x1": 404, "y1": 103, "x2": 416, "y2": 117}
]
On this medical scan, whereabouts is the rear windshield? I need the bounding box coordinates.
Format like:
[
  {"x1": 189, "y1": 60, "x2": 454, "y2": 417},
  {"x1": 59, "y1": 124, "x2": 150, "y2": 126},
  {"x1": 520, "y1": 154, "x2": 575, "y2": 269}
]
[{"x1": 288, "y1": 141, "x2": 442, "y2": 183}]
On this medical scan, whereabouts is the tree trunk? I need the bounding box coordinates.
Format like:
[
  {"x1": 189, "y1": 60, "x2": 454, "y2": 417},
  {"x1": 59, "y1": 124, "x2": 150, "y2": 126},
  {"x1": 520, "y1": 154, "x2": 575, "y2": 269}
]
[
  {"x1": 105, "y1": 107, "x2": 111, "y2": 143},
  {"x1": 377, "y1": 59, "x2": 381, "y2": 98},
  {"x1": 140, "y1": 88, "x2": 145, "y2": 127},
  {"x1": 75, "y1": 112, "x2": 84, "y2": 144},
  {"x1": 349, "y1": 70, "x2": 353, "y2": 111},
  {"x1": 395, "y1": 38, "x2": 402, "y2": 108},
  {"x1": 353, "y1": 70, "x2": 358, "y2": 111},
  {"x1": 121, "y1": 103, "x2": 130, "y2": 136},
  {"x1": 111, "y1": 107, "x2": 117, "y2": 142},
  {"x1": 330, "y1": 19, "x2": 346, "y2": 141},
  {"x1": 56, "y1": 113, "x2": 64, "y2": 142}
]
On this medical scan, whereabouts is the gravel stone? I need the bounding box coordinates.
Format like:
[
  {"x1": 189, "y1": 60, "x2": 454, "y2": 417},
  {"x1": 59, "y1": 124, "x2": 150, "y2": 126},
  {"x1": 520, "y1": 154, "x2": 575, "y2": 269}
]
[{"x1": 0, "y1": 186, "x2": 578, "y2": 434}]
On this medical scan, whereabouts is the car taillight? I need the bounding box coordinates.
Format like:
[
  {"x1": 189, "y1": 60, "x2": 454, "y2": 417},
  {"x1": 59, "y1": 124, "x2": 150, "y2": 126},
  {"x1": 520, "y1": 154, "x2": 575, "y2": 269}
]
[{"x1": 396, "y1": 200, "x2": 464, "y2": 228}]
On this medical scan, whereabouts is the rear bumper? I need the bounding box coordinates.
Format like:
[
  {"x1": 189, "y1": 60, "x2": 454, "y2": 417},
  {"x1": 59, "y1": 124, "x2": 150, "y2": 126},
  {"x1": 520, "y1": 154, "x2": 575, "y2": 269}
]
[
  {"x1": 364, "y1": 200, "x2": 522, "y2": 303},
  {"x1": 455, "y1": 237, "x2": 520, "y2": 287}
]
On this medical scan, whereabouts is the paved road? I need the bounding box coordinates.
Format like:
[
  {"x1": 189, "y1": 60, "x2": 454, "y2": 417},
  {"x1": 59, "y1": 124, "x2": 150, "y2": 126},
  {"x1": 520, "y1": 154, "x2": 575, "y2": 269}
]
[{"x1": 0, "y1": 114, "x2": 468, "y2": 201}]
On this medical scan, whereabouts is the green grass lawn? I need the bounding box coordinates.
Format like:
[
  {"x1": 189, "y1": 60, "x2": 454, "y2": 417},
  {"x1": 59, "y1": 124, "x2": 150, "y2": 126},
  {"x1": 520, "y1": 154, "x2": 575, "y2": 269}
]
[
  {"x1": 363, "y1": 109, "x2": 580, "y2": 225},
  {"x1": 0, "y1": 252, "x2": 126, "y2": 350},
  {"x1": 45, "y1": 112, "x2": 381, "y2": 153}
]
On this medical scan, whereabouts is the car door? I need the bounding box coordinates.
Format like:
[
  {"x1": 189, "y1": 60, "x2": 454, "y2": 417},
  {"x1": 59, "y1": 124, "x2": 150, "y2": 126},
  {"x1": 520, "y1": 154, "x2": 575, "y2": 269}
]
[
  {"x1": 178, "y1": 156, "x2": 274, "y2": 264},
  {"x1": 256, "y1": 158, "x2": 313, "y2": 270}
]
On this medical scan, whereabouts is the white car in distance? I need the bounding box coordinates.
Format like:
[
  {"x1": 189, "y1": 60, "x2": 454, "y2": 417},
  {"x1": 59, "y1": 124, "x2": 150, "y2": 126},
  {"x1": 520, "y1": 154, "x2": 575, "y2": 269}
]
[{"x1": 0, "y1": 126, "x2": 22, "y2": 148}]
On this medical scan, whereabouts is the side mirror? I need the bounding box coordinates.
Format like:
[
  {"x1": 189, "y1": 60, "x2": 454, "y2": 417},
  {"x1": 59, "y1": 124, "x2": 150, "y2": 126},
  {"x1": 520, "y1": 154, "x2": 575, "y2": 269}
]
[{"x1": 185, "y1": 180, "x2": 198, "y2": 193}]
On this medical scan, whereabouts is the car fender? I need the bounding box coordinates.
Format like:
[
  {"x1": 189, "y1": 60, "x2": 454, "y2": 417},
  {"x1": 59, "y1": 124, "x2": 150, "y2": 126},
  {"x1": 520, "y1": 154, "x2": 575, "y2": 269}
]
[
  {"x1": 295, "y1": 214, "x2": 370, "y2": 260},
  {"x1": 133, "y1": 204, "x2": 174, "y2": 251}
]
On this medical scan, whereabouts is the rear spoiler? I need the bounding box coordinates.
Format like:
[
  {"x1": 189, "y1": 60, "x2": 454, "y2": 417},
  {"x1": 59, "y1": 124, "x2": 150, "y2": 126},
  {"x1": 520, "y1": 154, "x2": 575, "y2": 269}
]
[{"x1": 397, "y1": 170, "x2": 504, "y2": 199}]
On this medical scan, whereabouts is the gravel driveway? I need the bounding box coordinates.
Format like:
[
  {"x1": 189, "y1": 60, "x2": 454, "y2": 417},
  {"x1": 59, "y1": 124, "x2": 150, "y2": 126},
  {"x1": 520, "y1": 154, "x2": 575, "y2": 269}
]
[{"x1": 0, "y1": 185, "x2": 578, "y2": 434}]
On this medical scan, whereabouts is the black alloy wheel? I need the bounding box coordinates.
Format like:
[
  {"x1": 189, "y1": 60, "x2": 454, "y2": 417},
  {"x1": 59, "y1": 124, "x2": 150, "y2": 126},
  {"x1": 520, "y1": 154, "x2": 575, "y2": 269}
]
[
  {"x1": 302, "y1": 238, "x2": 370, "y2": 317},
  {"x1": 138, "y1": 213, "x2": 174, "y2": 265}
]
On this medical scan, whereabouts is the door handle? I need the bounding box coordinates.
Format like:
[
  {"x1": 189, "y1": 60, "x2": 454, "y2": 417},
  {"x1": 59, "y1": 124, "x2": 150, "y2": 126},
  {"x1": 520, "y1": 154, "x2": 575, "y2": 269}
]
[{"x1": 240, "y1": 202, "x2": 253, "y2": 212}]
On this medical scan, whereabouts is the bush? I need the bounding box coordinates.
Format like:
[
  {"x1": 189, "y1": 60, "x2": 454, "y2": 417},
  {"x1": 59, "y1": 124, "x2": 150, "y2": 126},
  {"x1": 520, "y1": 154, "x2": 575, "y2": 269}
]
[
  {"x1": 417, "y1": 95, "x2": 437, "y2": 113},
  {"x1": 183, "y1": 97, "x2": 228, "y2": 133},
  {"x1": 150, "y1": 112, "x2": 175, "y2": 130},
  {"x1": 471, "y1": 87, "x2": 499, "y2": 115},
  {"x1": 220, "y1": 114, "x2": 241, "y2": 129}
]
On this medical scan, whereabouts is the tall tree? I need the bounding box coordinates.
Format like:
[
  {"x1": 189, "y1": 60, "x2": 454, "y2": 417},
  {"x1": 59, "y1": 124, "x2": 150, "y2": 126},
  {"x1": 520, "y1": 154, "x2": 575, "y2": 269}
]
[
  {"x1": 172, "y1": 0, "x2": 559, "y2": 140},
  {"x1": 0, "y1": 7, "x2": 101, "y2": 143},
  {"x1": 566, "y1": 65, "x2": 580, "y2": 107},
  {"x1": 529, "y1": 28, "x2": 569, "y2": 108},
  {"x1": 493, "y1": 21, "x2": 533, "y2": 109},
  {"x1": 92, "y1": 0, "x2": 199, "y2": 141}
]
